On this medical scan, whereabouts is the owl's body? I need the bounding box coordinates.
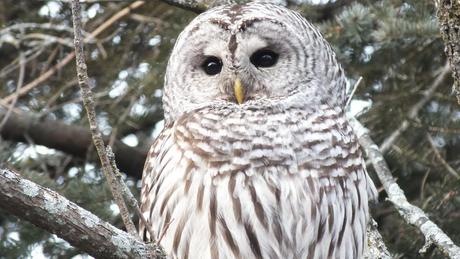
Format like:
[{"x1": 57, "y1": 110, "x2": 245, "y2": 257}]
[{"x1": 140, "y1": 3, "x2": 376, "y2": 259}]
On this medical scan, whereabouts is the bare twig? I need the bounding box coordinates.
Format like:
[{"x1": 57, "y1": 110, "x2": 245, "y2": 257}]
[
  {"x1": 106, "y1": 146, "x2": 156, "y2": 240},
  {"x1": 349, "y1": 116, "x2": 460, "y2": 259},
  {"x1": 0, "y1": 168, "x2": 164, "y2": 259},
  {"x1": 411, "y1": 120, "x2": 460, "y2": 134},
  {"x1": 345, "y1": 76, "x2": 363, "y2": 108},
  {"x1": 0, "y1": 45, "x2": 47, "y2": 79},
  {"x1": 0, "y1": 52, "x2": 25, "y2": 131},
  {"x1": 379, "y1": 63, "x2": 451, "y2": 153},
  {"x1": 420, "y1": 169, "x2": 430, "y2": 203},
  {"x1": 0, "y1": 52, "x2": 76, "y2": 106},
  {"x1": 426, "y1": 133, "x2": 460, "y2": 179},
  {"x1": 0, "y1": 22, "x2": 82, "y2": 37},
  {"x1": 40, "y1": 78, "x2": 79, "y2": 114},
  {"x1": 90, "y1": 1, "x2": 145, "y2": 37},
  {"x1": 71, "y1": 0, "x2": 137, "y2": 237},
  {"x1": 1, "y1": 1, "x2": 145, "y2": 105},
  {"x1": 108, "y1": 88, "x2": 142, "y2": 147},
  {"x1": 158, "y1": 0, "x2": 223, "y2": 13},
  {"x1": 22, "y1": 33, "x2": 74, "y2": 47}
]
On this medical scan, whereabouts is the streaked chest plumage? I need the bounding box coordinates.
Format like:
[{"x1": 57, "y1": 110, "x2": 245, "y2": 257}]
[{"x1": 140, "y1": 104, "x2": 375, "y2": 259}]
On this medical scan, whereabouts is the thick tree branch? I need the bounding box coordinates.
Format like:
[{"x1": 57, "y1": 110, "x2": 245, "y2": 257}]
[
  {"x1": 0, "y1": 168, "x2": 164, "y2": 259},
  {"x1": 435, "y1": 0, "x2": 460, "y2": 104},
  {"x1": 349, "y1": 116, "x2": 460, "y2": 259},
  {"x1": 364, "y1": 219, "x2": 392, "y2": 259},
  {"x1": 0, "y1": 108, "x2": 149, "y2": 179}
]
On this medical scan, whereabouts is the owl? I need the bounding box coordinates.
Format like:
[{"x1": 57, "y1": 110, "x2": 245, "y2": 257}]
[{"x1": 139, "y1": 2, "x2": 377, "y2": 259}]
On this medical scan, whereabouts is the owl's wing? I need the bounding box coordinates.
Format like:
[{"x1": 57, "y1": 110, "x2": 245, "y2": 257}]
[{"x1": 139, "y1": 123, "x2": 178, "y2": 241}]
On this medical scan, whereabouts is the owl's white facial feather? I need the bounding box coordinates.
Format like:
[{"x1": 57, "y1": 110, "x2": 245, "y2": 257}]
[{"x1": 162, "y1": 3, "x2": 347, "y2": 123}]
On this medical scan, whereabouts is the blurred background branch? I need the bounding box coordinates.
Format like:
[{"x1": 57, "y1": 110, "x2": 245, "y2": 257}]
[{"x1": 0, "y1": 108, "x2": 149, "y2": 178}]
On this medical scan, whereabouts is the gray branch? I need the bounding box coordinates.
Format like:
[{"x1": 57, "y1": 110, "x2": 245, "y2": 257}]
[
  {"x1": 364, "y1": 219, "x2": 392, "y2": 259},
  {"x1": 0, "y1": 168, "x2": 164, "y2": 259},
  {"x1": 349, "y1": 116, "x2": 460, "y2": 259},
  {"x1": 379, "y1": 63, "x2": 451, "y2": 153},
  {"x1": 71, "y1": 0, "x2": 138, "y2": 237}
]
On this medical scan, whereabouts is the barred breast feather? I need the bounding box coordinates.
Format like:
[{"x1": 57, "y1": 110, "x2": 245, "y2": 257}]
[{"x1": 139, "y1": 102, "x2": 377, "y2": 259}]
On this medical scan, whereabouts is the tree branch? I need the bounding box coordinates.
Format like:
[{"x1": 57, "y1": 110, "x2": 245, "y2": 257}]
[
  {"x1": 349, "y1": 116, "x2": 460, "y2": 259},
  {"x1": 364, "y1": 219, "x2": 392, "y2": 259},
  {"x1": 71, "y1": 0, "x2": 138, "y2": 238},
  {"x1": 0, "y1": 1, "x2": 145, "y2": 106},
  {"x1": 379, "y1": 63, "x2": 451, "y2": 153},
  {"x1": 106, "y1": 146, "x2": 156, "y2": 241},
  {"x1": 426, "y1": 132, "x2": 460, "y2": 179},
  {"x1": 157, "y1": 0, "x2": 212, "y2": 13},
  {"x1": 0, "y1": 52, "x2": 25, "y2": 131},
  {"x1": 0, "y1": 108, "x2": 149, "y2": 179},
  {"x1": 0, "y1": 168, "x2": 163, "y2": 258}
]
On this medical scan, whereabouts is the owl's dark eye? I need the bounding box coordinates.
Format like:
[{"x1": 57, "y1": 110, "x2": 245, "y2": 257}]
[
  {"x1": 202, "y1": 56, "x2": 222, "y2": 75},
  {"x1": 250, "y1": 49, "x2": 279, "y2": 68}
]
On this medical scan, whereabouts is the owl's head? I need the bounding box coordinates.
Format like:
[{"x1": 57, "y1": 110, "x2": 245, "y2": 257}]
[{"x1": 162, "y1": 2, "x2": 347, "y2": 122}]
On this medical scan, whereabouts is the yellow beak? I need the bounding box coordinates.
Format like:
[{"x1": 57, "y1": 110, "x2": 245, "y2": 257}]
[{"x1": 234, "y1": 78, "x2": 244, "y2": 104}]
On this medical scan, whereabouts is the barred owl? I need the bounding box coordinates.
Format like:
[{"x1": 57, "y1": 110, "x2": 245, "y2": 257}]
[{"x1": 139, "y1": 2, "x2": 377, "y2": 259}]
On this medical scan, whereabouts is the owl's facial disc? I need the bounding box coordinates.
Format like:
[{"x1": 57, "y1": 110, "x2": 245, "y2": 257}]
[{"x1": 163, "y1": 3, "x2": 347, "y2": 122}]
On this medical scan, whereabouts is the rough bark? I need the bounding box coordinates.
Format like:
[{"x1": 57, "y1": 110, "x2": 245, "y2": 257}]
[
  {"x1": 0, "y1": 168, "x2": 165, "y2": 259},
  {"x1": 435, "y1": 0, "x2": 460, "y2": 104},
  {"x1": 365, "y1": 219, "x2": 392, "y2": 259},
  {"x1": 0, "y1": 108, "x2": 148, "y2": 179}
]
